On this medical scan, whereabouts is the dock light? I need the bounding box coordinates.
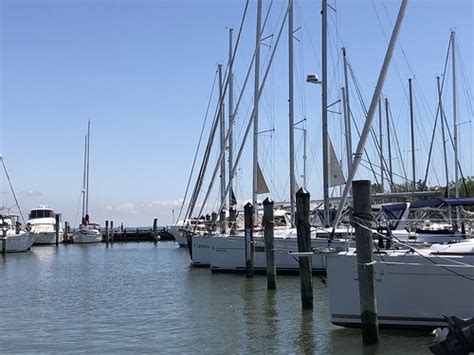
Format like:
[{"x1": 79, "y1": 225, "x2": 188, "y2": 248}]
[{"x1": 306, "y1": 74, "x2": 321, "y2": 84}]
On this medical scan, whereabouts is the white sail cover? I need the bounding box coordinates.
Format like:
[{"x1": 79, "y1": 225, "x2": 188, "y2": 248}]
[
  {"x1": 257, "y1": 163, "x2": 270, "y2": 194},
  {"x1": 328, "y1": 138, "x2": 346, "y2": 187}
]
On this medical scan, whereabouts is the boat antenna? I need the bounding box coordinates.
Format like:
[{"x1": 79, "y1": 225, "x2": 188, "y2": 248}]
[{"x1": 0, "y1": 155, "x2": 26, "y2": 224}]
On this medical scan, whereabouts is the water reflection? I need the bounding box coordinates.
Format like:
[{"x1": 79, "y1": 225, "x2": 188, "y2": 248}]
[
  {"x1": 0, "y1": 243, "x2": 433, "y2": 353},
  {"x1": 296, "y1": 310, "x2": 316, "y2": 354}
]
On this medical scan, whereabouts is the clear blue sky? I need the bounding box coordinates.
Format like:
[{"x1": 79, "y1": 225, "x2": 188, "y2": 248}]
[{"x1": 1, "y1": 0, "x2": 473, "y2": 226}]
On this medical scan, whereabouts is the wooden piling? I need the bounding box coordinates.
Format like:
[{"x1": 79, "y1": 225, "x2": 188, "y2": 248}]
[
  {"x1": 244, "y1": 202, "x2": 254, "y2": 278},
  {"x1": 296, "y1": 188, "x2": 313, "y2": 309},
  {"x1": 353, "y1": 180, "x2": 379, "y2": 345},
  {"x1": 121, "y1": 223, "x2": 124, "y2": 241},
  {"x1": 64, "y1": 221, "x2": 69, "y2": 242},
  {"x1": 153, "y1": 218, "x2": 158, "y2": 245},
  {"x1": 55, "y1": 214, "x2": 60, "y2": 246},
  {"x1": 105, "y1": 220, "x2": 109, "y2": 245},
  {"x1": 263, "y1": 198, "x2": 276, "y2": 290},
  {"x1": 110, "y1": 221, "x2": 114, "y2": 244},
  {"x1": 229, "y1": 208, "x2": 237, "y2": 236}
]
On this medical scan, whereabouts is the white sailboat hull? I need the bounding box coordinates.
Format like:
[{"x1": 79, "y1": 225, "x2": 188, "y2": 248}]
[
  {"x1": 72, "y1": 231, "x2": 102, "y2": 243},
  {"x1": 168, "y1": 225, "x2": 188, "y2": 247},
  {"x1": 391, "y1": 229, "x2": 468, "y2": 244},
  {"x1": 191, "y1": 235, "x2": 212, "y2": 266},
  {"x1": 209, "y1": 229, "x2": 348, "y2": 273},
  {"x1": 326, "y1": 245, "x2": 474, "y2": 329}
]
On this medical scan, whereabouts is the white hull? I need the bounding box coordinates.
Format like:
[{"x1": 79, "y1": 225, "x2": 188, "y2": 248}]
[
  {"x1": 72, "y1": 232, "x2": 102, "y2": 243},
  {"x1": 191, "y1": 235, "x2": 212, "y2": 266},
  {"x1": 2, "y1": 233, "x2": 36, "y2": 253},
  {"x1": 33, "y1": 232, "x2": 64, "y2": 245},
  {"x1": 168, "y1": 225, "x2": 188, "y2": 247},
  {"x1": 391, "y1": 230, "x2": 469, "y2": 244},
  {"x1": 326, "y1": 242, "x2": 474, "y2": 329},
  {"x1": 209, "y1": 229, "x2": 349, "y2": 273}
]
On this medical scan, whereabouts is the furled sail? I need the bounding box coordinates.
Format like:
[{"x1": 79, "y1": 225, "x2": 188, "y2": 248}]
[
  {"x1": 257, "y1": 163, "x2": 270, "y2": 194},
  {"x1": 328, "y1": 138, "x2": 346, "y2": 187}
]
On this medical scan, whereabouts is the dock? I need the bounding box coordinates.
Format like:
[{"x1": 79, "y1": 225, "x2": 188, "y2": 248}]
[{"x1": 63, "y1": 225, "x2": 175, "y2": 243}]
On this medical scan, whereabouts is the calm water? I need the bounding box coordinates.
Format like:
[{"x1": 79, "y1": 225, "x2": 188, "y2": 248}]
[{"x1": 0, "y1": 242, "x2": 432, "y2": 354}]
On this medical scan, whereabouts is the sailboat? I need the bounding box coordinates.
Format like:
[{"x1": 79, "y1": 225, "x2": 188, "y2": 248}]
[
  {"x1": 72, "y1": 121, "x2": 102, "y2": 243},
  {"x1": 0, "y1": 156, "x2": 36, "y2": 252},
  {"x1": 28, "y1": 205, "x2": 64, "y2": 245}
]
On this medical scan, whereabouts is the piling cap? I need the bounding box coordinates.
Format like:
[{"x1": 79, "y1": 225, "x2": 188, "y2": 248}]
[
  {"x1": 296, "y1": 187, "x2": 310, "y2": 197},
  {"x1": 244, "y1": 202, "x2": 253, "y2": 209},
  {"x1": 263, "y1": 197, "x2": 273, "y2": 205}
]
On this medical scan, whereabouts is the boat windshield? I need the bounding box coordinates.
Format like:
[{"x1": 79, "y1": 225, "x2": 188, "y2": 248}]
[{"x1": 30, "y1": 209, "x2": 55, "y2": 219}]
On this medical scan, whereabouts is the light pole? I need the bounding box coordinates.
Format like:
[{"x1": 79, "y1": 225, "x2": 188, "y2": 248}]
[
  {"x1": 172, "y1": 210, "x2": 175, "y2": 224},
  {"x1": 306, "y1": 74, "x2": 326, "y2": 226}
]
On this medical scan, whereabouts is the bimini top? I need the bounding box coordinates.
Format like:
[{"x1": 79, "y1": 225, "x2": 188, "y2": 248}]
[{"x1": 382, "y1": 197, "x2": 474, "y2": 215}]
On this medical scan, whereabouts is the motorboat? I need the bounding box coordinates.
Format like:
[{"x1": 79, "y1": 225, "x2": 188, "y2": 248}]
[{"x1": 27, "y1": 206, "x2": 63, "y2": 245}]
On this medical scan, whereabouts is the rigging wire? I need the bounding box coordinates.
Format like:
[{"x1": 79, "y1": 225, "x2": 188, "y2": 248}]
[
  {"x1": 351, "y1": 216, "x2": 474, "y2": 282},
  {"x1": 176, "y1": 69, "x2": 218, "y2": 222},
  {"x1": 388, "y1": 99, "x2": 408, "y2": 184}
]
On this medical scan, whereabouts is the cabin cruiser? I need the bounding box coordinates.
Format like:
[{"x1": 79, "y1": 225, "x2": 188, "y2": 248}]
[
  {"x1": 0, "y1": 209, "x2": 35, "y2": 252},
  {"x1": 27, "y1": 206, "x2": 63, "y2": 245}
]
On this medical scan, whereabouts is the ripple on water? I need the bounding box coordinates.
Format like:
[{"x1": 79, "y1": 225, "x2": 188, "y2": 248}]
[{"x1": 0, "y1": 243, "x2": 431, "y2": 353}]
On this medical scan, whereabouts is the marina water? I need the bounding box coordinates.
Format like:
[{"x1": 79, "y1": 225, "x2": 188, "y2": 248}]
[{"x1": 1, "y1": 242, "x2": 432, "y2": 353}]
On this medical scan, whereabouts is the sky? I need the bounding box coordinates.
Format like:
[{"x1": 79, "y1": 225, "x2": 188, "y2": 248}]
[{"x1": 1, "y1": 0, "x2": 473, "y2": 226}]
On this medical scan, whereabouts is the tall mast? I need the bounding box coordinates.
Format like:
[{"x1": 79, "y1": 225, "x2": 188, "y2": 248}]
[
  {"x1": 288, "y1": 0, "x2": 296, "y2": 224},
  {"x1": 252, "y1": 0, "x2": 262, "y2": 211},
  {"x1": 451, "y1": 31, "x2": 459, "y2": 200},
  {"x1": 303, "y1": 127, "x2": 307, "y2": 189},
  {"x1": 228, "y1": 28, "x2": 234, "y2": 210},
  {"x1": 342, "y1": 47, "x2": 353, "y2": 177},
  {"x1": 385, "y1": 98, "x2": 393, "y2": 189},
  {"x1": 408, "y1": 78, "x2": 416, "y2": 190},
  {"x1": 218, "y1": 64, "x2": 226, "y2": 209},
  {"x1": 379, "y1": 97, "x2": 384, "y2": 192},
  {"x1": 85, "y1": 120, "x2": 91, "y2": 216},
  {"x1": 436, "y1": 76, "x2": 449, "y2": 196},
  {"x1": 332, "y1": 0, "x2": 408, "y2": 230},
  {"x1": 451, "y1": 31, "x2": 460, "y2": 228},
  {"x1": 0, "y1": 156, "x2": 26, "y2": 224},
  {"x1": 321, "y1": 0, "x2": 330, "y2": 227},
  {"x1": 82, "y1": 134, "x2": 87, "y2": 219}
]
